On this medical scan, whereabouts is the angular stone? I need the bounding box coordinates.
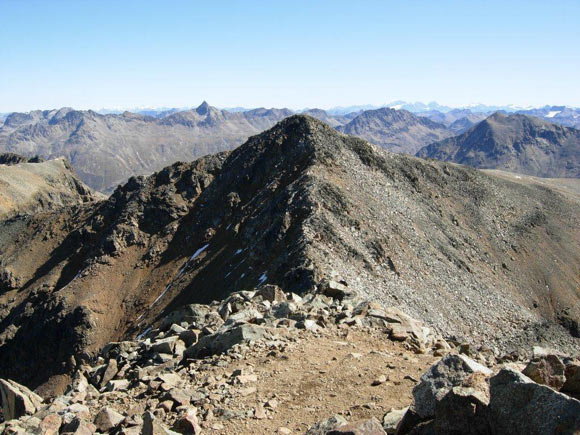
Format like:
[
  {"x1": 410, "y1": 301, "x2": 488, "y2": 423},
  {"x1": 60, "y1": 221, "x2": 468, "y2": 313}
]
[
  {"x1": 256, "y1": 284, "x2": 287, "y2": 302},
  {"x1": 0, "y1": 378, "x2": 44, "y2": 420},
  {"x1": 184, "y1": 324, "x2": 270, "y2": 359},
  {"x1": 99, "y1": 359, "x2": 118, "y2": 389},
  {"x1": 412, "y1": 354, "x2": 492, "y2": 418},
  {"x1": 489, "y1": 368, "x2": 580, "y2": 434},
  {"x1": 40, "y1": 413, "x2": 62, "y2": 435},
  {"x1": 151, "y1": 336, "x2": 178, "y2": 355},
  {"x1": 306, "y1": 415, "x2": 349, "y2": 435},
  {"x1": 328, "y1": 417, "x2": 387, "y2": 434},
  {"x1": 93, "y1": 406, "x2": 124, "y2": 432},
  {"x1": 522, "y1": 354, "x2": 566, "y2": 390},
  {"x1": 172, "y1": 408, "x2": 201, "y2": 434},
  {"x1": 382, "y1": 407, "x2": 408, "y2": 434}
]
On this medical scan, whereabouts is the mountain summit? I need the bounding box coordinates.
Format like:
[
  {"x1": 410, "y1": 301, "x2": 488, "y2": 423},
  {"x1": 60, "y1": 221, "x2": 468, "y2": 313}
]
[
  {"x1": 1, "y1": 115, "x2": 580, "y2": 395},
  {"x1": 337, "y1": 108, "x2": 453, "y2": 154},
  {"x1": 417, "y1": 112, "x2": 580, "y2": 177}
]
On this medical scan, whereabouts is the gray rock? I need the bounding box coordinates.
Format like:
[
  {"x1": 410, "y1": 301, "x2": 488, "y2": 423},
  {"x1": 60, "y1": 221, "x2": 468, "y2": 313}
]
[
  {"x1": 489, "y1": 368, "x2": 580, "y2": 434},
  {"x1": 382, "y1": 407, "x2": 408, "y2": 434},
  {"x1": 0, "y1": 378, "x2": 43, "y2": 420},
  {"x1": 412, "y1": 354, "x2": 492, "y2": 418},
  {"x1": 307, "y1": 415, "x2": 349, "y2": 435},
  {"x1": 328, "y1": 417, "x2": 387, "y2": 434},
  {"x1": 184, "y1": 324, "x2": 270, "y2": 359},
  {"x1": 151, "y1": 336, "x2": 179, "y2": 355}
]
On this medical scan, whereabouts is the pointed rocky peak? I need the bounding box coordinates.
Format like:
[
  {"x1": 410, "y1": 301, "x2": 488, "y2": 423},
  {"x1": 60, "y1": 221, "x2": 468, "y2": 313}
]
[{"x1": 195, "y1": 101, "x2": 211, "y2": 115}]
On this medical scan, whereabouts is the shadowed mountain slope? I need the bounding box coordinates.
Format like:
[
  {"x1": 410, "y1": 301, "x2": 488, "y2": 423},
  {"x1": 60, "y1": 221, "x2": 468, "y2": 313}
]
[
  {"x1": 417, "y1": 112, "x2": 580, "y2": 178},
  {"x1": 1, "y1": 116, "x2": 580, "y2": 396}
]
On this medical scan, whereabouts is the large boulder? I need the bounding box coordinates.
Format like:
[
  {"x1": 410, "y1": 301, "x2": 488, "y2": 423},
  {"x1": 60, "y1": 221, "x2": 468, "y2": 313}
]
[
  {"x1": 412, "y1": 354, "x2": 492, "y2": 418},
  {"x1": 183, "y1": 324, "x2": 270, "y2": 359},
  {"x1": 489, "y1": 368, "x2": 580, "y2": 434},
  {"x1": 433, "y1": 373, "x2": 492, "y2": 435},
  {"x1": 522, "y1": 355, "x2": 566, "y2": 390},
  {"x1": 0, "y1": 378, "x2": 43, "y2": 420},
  {"x1": 562, "y1": 360, "x2": 580, "y2": 395}
]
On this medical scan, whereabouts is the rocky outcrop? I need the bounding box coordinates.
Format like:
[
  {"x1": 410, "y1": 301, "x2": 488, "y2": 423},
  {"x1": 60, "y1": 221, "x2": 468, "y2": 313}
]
[{"x1": 398, "y1": 354, "x2": 580, "y2": 435}]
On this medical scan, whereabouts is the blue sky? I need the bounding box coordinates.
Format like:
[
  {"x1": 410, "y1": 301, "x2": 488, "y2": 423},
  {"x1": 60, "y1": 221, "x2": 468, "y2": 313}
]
[{"x1": 1, "y1": 0, "x2": 579, "y2": 112}]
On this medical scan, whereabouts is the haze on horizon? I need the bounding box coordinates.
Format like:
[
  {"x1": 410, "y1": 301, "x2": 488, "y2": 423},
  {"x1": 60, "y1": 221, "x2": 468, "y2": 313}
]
[{"x1": 1, "y1": 0, "x2": 579, "y2": 113}]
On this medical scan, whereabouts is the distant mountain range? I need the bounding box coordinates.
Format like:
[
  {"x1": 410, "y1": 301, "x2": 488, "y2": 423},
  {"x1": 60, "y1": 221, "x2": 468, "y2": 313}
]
[
  {"x1": 337, "y1": 108, "x2": 454, "y2": 154},
  {"x1": 1, "y1": 102, "x2": 580, "y2": 193},
  {"x1": 417, "y1": 112, "x2": 580, "y2": 178},
  {"x1": 0, "y1": 103, "x2": 293, "y2": 192}
]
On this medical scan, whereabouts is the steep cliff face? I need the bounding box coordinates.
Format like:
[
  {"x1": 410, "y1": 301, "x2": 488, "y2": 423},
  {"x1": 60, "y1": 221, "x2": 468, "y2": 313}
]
[{"x1": 1, "y1": 116, "x2": 579, "y2": 396}]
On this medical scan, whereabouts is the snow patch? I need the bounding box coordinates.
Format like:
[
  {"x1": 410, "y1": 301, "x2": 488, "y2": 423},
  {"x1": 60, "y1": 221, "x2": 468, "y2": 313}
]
[
  {"x1": 137, "y1": 326, "x2": 152, "y2": 340},
  {"x1": 152, "y1": 283, "x2": 171, "y2": 306},
  {"x1": 545, "y1": 110, "x2": 561, "y2": 118},
  {"x1": 258, "y1": 272, "x2": 268, "y2": 284},
  {"x1": 190, "y1": 243, "x2": 210, "y2": 261}
]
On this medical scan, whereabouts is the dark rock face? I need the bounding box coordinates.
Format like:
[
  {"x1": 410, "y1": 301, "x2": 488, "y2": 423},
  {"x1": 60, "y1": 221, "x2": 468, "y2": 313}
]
[
  {"x1": 337, "y1": 108, "x2": 453, "y2": 154},
  {"x1": 1, "y1": 115, "x2": 580, "y2": 395},
  {"x1": 417, "y1": 112, "x2": 580, "y2": 178},
  {"x1": 489, "y1": 368, "x2": 580, "y2": 435},
  {"x1": 0, "y1": 153, "x2": 43, "y2": 165}
]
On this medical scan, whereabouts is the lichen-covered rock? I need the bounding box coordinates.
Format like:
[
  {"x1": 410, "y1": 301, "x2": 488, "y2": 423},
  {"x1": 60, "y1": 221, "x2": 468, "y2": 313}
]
[
  {"x1": 412, "y1": 354, "x2": 492, "y2": 418},
  {"x1": 489, "y1": 368, "x2": 580, "y2": 435}
]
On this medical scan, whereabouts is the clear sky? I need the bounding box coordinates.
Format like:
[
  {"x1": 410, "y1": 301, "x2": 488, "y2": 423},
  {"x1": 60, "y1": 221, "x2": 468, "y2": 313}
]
[{"x1": 1, "y1": 0, "x2": 579, "y2": 112}]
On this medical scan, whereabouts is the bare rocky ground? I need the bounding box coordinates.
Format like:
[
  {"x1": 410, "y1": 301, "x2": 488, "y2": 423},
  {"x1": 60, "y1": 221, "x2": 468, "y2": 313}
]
[{"x1": 1, "y1": 285, "x2": 579, "y2": 434}]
